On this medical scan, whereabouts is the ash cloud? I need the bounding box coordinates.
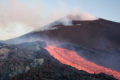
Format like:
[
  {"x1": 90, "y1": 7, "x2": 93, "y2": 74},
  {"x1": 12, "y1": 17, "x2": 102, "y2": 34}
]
[
  {"x1": 0, "y1": 0, "x2": 98, "y2": 40},
  {"x1": 0, "y1": 0, "x2": 43, "y2": 40},
  {"x1": 0, "y1": 0, "x2": 69, "y2": 40}
]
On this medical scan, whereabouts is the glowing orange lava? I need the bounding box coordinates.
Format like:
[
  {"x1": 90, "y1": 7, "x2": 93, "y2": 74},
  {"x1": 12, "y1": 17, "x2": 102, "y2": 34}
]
[{"x1": 45, "y1": 45, "x2": 120, "y2": 80}]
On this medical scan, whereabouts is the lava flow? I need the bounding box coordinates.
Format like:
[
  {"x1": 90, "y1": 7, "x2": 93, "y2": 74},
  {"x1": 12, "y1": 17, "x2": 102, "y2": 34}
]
[{"x1": 45, "y1": 45, "x2": 120, "y2": 80}]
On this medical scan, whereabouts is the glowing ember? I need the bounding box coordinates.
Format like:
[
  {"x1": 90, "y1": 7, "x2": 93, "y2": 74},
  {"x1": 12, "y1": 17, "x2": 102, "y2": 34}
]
[{"x1": 45, "y1": 45, "x2": 120, "y2": 80}]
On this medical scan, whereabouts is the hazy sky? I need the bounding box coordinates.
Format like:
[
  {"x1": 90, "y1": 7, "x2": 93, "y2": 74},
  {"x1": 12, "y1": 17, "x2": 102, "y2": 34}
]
[
  {"x1": 21, "y1": 0, "x2": 120, "y2": 22},
  {"x1": 0, "y1": 0, "x2": 120, "y2": 40}
]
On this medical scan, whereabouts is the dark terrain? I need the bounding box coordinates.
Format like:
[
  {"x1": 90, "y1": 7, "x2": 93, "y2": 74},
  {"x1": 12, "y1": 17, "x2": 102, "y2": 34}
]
[
  {"x1": 0, "y1": 42, "x2": 117, "y2": 80},
  {"x1": 18, "y1": 19, "x2": 120, "y2": 51},
  {"x1": 5, "y1": 19, "x2": 120, "y2": 72}
]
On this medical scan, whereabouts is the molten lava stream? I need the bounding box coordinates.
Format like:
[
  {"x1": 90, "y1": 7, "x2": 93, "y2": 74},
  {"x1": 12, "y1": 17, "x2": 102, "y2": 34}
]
[{"x1": 45, "y1": 45, "x2": 120, "y2": 80}]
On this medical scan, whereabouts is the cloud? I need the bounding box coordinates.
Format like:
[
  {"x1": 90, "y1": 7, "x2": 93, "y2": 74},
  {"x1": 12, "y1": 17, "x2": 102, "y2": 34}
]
[
  {"x1": 0, "y1": 0, "x2": 69, "y2": 40},
  {"x1": 0, "y1": 0, "x2": 44, "y2": 40},
  {"x1": 0, "y1": 0, "x2": 43, "y2": 27},
  {"x1": 67, "y1": 9, "x2": 98, "y2": 21},
  {"x1": 0, "y1": 0, "x2": 97, "y2": 40},
  {"x1": 0, "y1": 23, "x2": 34, "y2": 40}
]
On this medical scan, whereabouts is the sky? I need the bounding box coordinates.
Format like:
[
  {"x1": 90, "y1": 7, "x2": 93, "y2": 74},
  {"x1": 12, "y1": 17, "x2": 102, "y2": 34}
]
[
  {"x1": 0, "y1": 0, "x2": 120, "y2": 40},
  {"x1": 21, "y1": 0, "x2": 120, "y2": 22}
]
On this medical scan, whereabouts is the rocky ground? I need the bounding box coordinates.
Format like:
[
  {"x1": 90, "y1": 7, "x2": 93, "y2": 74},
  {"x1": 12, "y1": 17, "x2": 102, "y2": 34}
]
[{"x1": 0, "y1": 41, "x2": 117, "y2": 80}]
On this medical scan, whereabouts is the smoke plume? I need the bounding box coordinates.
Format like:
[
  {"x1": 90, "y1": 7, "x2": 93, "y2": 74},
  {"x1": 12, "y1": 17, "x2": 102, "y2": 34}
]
[{"x1": 0, "y1": 0, "x2": 97, "y2": 40}]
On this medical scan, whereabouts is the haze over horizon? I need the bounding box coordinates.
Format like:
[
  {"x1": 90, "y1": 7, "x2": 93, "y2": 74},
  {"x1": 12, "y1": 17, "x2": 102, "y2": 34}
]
[{"x1": 0, "y1": 0, "x2": 119, "y2": 40}]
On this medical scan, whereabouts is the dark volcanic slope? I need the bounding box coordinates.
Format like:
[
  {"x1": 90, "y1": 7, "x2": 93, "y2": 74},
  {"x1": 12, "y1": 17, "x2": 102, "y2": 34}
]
[
  {"x1": 19, "y1": 19, "x2": 120, "y2": 51},
  {"x1": 5, "y1": 19, "x2": 120, "y2": 72},
  {"x1": 0, "y1": 42, "x2": 117, "y2": 80},
  {"x1": 11, "y1": 60, "x2": 117, "y2": 80},
  {"x1": 17, "y1": 19, "x2": 120, "y2": 72},
  {"x1": 4, "y1": 18, "x2": 120, "y2": 71}
]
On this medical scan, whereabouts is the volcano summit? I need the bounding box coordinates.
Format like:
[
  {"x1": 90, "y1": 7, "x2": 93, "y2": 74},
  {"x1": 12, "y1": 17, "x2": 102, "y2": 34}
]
[{"x1": 1, "y1": 12, "x2": 120, "y2": 80}]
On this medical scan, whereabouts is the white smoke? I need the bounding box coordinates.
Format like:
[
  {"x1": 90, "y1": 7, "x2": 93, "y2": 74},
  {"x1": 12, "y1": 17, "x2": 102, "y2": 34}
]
[
  {"x1": 0, "y1": 0, "x2": 98, "y2": 40},
  {"x1": 0, "y1": 0, "x2": 43, "y2": 40},
  {"x1": 67, "y1": 10, "x2": 98, "y2": 21},
  {"x1": 0, "y1": 23, "x2": 34, "y2": 40}
]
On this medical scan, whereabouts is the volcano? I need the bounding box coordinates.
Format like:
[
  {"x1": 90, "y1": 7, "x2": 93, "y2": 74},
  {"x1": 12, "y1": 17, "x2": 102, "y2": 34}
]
[
  {"x1": 7, "y1": 13, "x2": 120, "y2": 51},
  {"x1": 2, "y1": 13, "x2": 120, "y2": 80}
]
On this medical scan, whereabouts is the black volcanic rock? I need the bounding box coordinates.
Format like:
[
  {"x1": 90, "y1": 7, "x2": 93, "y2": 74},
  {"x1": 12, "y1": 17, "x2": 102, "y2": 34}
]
[
  {"x1": 0, "y1": 42, "x2": 117, "y2": 80},
  {"x1": 0, "y1": 42, "x2": 47, "y2": 80},
  {"x1": 10, "y1": 61, "x2": 117, "y2": 80}
]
